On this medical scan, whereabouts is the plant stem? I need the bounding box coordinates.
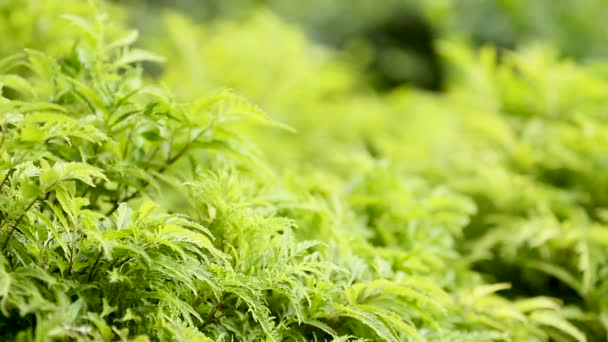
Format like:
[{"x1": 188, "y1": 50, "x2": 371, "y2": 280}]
[
  {"x1": 2, "y1": 196, "x2": 39, "y2": 250},
  {"x1": 105, "y1": 127, "x2": 209, "y2": 216},
  {"x1": 200, "y1": 300, "x2": 227, "y2": 329},
  {"x1": 66, "y1": 222, "x2": 78, "y2": 276},
  {"x1": 0, "y1": 167, "x2": 15, "y2": 193},
  {"x1": 88, "y1": 249, "x2": 103, "y2": 281}
]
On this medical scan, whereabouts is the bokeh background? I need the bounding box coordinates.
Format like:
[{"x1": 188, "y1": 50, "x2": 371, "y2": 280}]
[{"x1": 124, "y1": 0, "x2": 608, "y2": 91}]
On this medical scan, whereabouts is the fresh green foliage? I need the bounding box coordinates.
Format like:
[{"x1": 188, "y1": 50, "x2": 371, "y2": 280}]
[{"x1": 1, "y1": 0, "x2": 607, "y2": 341}]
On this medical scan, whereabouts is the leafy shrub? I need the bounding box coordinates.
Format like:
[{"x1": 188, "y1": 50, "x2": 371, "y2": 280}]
[
  {"x1": 151, "y1": 7, "x2": 608, "y2": 341},
  {"x1": 0, "y1": 0, "x2": 606, "y2": 341}
]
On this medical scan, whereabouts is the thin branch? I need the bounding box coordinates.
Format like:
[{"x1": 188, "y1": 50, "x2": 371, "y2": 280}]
[
  {"x1": 107, "y1": 256, "x2": 133, "y2": 271},
  {"x1": 2, "y1": 196, "x2": 39, "y2": 250},
  {"x1": 200, "y1": 300, "x2": 227, "y2": 330},
  {"x1": 106, "y1": 189, "x2": 139, "y2": 216},
  {"x1": 122, "y1": 126, "x2": 134, "y2": 160},
  {"x1": 0, "y1": 121, "x2": 7, "y2": 150},
  {"x1": 0, "y1": 167, "x2": 15, "y2": 193},
  {"x1": 66, "y1": 219, "x2": 79, "y2": 276},
  {"x1": 105, "y1": 126, "x2": 210, "y2": 216},
  {"x1": 115, "y1": 256, "x2": 133, "y2": 268},
  {"x1": 0, "y1": 168, "x2": 15, "y2": 229},
  {"x1": 158, "y1": 128, "x2": 207, "y2": 173},
  {"x1": 88, "y1": 250, "x2": 104, "y2": 281}
]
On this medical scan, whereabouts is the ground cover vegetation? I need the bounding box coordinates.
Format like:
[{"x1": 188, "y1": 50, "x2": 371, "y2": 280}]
[{"x1": 1, "y1": 0, "x2": 608, "y2": 341}]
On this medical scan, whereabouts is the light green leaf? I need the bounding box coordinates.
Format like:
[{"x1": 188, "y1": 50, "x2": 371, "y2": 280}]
[
  {"x1": 530, "y1": 311, "x2": 587, "y2": 342},
  {"x1": 115, "y1": 49, "x2": 166, "y2": 67}
]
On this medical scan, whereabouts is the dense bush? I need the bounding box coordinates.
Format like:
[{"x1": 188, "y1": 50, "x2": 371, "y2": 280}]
[{"x1": 1, "y1": 0, "x2": 607, "y2": 341}]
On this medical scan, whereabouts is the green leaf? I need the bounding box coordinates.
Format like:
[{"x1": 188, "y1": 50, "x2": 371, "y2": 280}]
[
  {"x1": 0, "y1": 75, "x2": 35, "y2": 97},
  {"x1": 301, "y1": 318, "x2": 337, "y2": 338},
  {"x1": 194, "y1": 90, "x2": 295, "y2": 132},
  {"x1": 141, "y1": 128, "x2": 163, "y2": 142},
  {"x1": 0, "y1": 53, "x2": 25, "y2": 74},
  {"x1": 60, "y1": 14, "x2": 96, "y2": 37},
  {"x1": 333, "y1": 304, "x2": 399, "y2": 342},
  {"x1": 115, "y1": 49, "x2": 166, "y2": 67},
  {"x1": 20, "y1": 124, "x2": 44, "y2": 143},
  {"x1": 525, "y1": 260, "x2": 582, "y2": 295},
  {"x1": 109, "y1": 30, "x2": 139, "y2": 49},
  {"x1": 0, "y1": 257, "x2": 11, "y2": 316},
  {"x1": 64, "y1": 77, "x2": 108, "y2": 113},
  {"x1": 530, "y1": 311, "x2": 587, "y2": 342}
]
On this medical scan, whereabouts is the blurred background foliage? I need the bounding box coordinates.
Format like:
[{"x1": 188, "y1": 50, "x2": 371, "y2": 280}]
[
  {"x1": 124, "y1": 0, "x2": 608, "y2": 91},
  {"x1": 0, "y1": 0, "x2": 126, "y2": 56}
]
